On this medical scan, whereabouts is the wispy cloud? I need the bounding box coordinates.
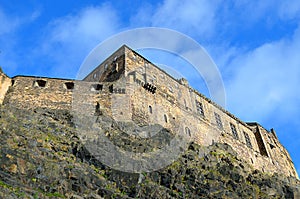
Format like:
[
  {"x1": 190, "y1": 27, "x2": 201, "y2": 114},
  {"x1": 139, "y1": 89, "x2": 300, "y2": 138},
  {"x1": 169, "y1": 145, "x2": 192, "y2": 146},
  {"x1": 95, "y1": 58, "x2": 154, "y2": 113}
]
[
  {"x1": 0, "y1": 8, "x2": 20, "y2": 36},
  {"x1": 131, "y1": 0, "x2": 218, "y2": 39},
  {"x1": 37, "y1": 4, "x2": 120, "y2": 78},
  {"x1": 226, "y1": 26, "x2": 300, "y2": 122},
  {"x1": 0, "y1": 6, "x2": 40, "y2": 75}
]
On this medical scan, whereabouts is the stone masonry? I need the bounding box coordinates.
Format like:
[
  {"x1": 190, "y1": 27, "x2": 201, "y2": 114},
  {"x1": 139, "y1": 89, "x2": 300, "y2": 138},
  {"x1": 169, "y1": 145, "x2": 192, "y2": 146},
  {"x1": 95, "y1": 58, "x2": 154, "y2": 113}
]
[{"x1": 0, "y1": 45, "x2": 298, "y2": 179}]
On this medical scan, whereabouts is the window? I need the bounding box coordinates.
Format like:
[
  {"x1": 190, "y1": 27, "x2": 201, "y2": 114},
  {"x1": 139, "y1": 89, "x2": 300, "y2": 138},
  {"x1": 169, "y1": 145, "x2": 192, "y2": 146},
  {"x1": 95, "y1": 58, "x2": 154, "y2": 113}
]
[
  {"x1": 195, "y1": 100, "x2": 204, "y2": 117},
  {"x1": 109, "y1": 85, "x2": 114, "y2": 93},
  {"x1": 185, "y1": 127, "x2": 191, "y2": 137},
  {"x1": 214, "y1": 112, "x2": 223, "y2": 129},
  {"x1": 91, "y1": 84, "x2": 103, "y2": 91},
  {"x1": 64, "y1": 82, "x2": 74, "y2": 90},
  {"x1": 230, "y1": 123, "x2": 239, "y2": 140},
  {"x1": 168, "y1": 85, "x2": 173, "y2": 93},
  {"x1": 93, "y1": 73, "x2": 97, "y2": 79},
  {"x1": 33, "y1": 80, "x2": 47, "y2": 88},
  {"x1": 164, "y1": 114, "x2": 168, "y2": 123},
  {"x1": 149, "y1": 106, "x2": 152, "y2": 114},
  {"x1": 244, "y1": 131, "x2": 252, "y2": 148},
  {"x1": 95, "y1": 102, "x2": 101, "y2": 116}
]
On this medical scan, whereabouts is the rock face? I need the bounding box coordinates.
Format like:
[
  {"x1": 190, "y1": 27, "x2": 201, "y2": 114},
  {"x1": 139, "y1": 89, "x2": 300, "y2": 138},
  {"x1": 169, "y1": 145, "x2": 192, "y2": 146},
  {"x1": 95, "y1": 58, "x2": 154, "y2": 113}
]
[{"x1": 0, "y1": 105, "x2": 299, "y2": 198}]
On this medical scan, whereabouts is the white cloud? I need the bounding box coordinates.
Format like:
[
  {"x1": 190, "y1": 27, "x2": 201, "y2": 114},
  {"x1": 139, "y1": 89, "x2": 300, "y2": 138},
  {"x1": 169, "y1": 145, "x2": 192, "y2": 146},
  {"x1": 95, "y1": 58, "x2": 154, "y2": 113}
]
[
  {"x1": 38, "y1": 4, "x2": 119, "y2": 78},
  {"x1": 226, "y1": 25, "x2": 300, "y2": 123},
  {"x1": 0, "y1": 8, "x2": 20, "y2": 36},
  {"x1": 278, "y1": 0, "x2": 300, "y2": 20},
  {"x1": 132, "y1": 0, "x2": 218, "y2": 38},
  {"x1": 0, "y1": 6, "x2": 41, "y2": 76}
]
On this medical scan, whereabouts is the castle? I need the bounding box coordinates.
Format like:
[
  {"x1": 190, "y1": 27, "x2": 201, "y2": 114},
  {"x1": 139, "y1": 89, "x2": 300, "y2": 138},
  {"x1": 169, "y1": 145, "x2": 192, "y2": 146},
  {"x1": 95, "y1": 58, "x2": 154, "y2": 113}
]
[{"x1": 0, "y1": 45, "x2": 298, "y2": 178}]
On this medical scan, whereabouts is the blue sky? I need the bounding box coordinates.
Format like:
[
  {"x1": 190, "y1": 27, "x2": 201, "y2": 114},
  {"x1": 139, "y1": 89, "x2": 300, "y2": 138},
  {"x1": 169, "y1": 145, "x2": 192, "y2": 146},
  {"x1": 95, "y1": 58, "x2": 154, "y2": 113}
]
[{"x1": 0, "y1": 0, "x2": 299, "y2": 176}]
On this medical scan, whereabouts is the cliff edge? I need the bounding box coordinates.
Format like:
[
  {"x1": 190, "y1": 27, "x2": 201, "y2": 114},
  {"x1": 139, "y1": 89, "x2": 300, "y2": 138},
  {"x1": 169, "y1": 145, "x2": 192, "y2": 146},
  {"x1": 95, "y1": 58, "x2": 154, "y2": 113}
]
[{"x1": 0, "y1": 105, "x2": 299, "y2": 198}]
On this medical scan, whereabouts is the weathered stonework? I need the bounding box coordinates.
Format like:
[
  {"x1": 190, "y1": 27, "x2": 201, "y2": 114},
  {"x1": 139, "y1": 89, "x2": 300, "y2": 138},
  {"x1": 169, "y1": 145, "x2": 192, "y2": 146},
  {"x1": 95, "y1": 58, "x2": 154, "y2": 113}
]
[
  {"x1": 0, "y1": 45, "x2": 298, "y2": 179},
  {"x1": 0, "y1": 70, "x2": 11, "y2": 104}
]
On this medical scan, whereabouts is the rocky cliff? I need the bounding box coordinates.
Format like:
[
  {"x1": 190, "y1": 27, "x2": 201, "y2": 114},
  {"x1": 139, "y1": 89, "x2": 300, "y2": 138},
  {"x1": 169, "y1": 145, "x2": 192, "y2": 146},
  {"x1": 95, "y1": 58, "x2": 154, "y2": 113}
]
[{"x1": 0, "y1": 105, "x2": 299, "y2": 198}]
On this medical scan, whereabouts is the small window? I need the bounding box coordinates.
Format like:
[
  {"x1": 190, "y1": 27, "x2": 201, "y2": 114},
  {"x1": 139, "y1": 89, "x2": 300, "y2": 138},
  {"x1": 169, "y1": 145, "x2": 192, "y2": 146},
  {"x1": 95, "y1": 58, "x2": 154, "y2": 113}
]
[
  {"x1": 109, "y1": 85, "x2": 114, "y2": 93},
  {"x1": 195, "y1": 100, "x2": 204, "y2": 117},
  {"x1": 149, "y1": 106, "x2": 152, "y2": 114},
  {"x1": 64, "y1": 82, "x2": 74, "y2": 90},
  {"x1": 230, "y1": 123, "x2": 239, "y2": 140},
  {"x1": 104, "y1": 64, "x2": 108, "y2": 71},
  {"x1": 91, "y1": 84, "x2": 103, "y2": 91},
  {"x1": 33, "y1": 80, "x2": 47, "y2": 88},
  {"x1": 244, "y1": 131, "x2": 252, "y2": 148},
  {"x1": 11, "y1": 80, "x2": 15, "y2": 86},
  {"x1": 214, "y1": 112, "x2": 223, "y2": 129},
  {"x1": 93, "y1": 73, "x2": 97, "y2": 79},
  {"x1": 95, "y1": 102, "x2": 101, "y2": 116},
  {"x1": 185, "y1": 127, "x2": 191, "y2": 137},
  {"x1": 164, "y1": 114, "x2": 168, "y2": 123}
]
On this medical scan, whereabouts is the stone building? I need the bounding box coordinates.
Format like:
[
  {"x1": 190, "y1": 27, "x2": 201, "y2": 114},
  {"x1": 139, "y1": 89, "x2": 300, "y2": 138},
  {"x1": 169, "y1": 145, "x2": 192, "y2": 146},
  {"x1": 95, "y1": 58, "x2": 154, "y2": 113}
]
[{"x1": 0, "y1": 45, "x2": 298, "y2": 178}]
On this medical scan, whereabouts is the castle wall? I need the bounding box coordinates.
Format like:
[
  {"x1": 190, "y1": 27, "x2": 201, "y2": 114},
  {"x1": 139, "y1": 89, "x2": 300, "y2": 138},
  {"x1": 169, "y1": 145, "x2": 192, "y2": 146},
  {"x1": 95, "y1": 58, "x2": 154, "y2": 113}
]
[
  {"x1": 84, "y1": 46, "x2": 126, "y2": 82},
  {"x1": 3, "y1": 76, "x2": 115, "y2": 116},
  {"x1": 123, "y1": 46, "x2": 298, "y2": 178},
  {"x1": 4, "y1": 76, "x2": 74, "y2": 110},
  {"x1": 0, "y1": 70, "x2": 11, "y2": 105}
]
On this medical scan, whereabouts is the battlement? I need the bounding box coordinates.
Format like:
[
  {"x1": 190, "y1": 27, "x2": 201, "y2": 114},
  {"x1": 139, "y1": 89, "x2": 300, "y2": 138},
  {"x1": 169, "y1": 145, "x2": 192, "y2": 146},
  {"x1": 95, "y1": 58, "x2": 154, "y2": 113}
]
[{"x1": 0, "y1": 46, "x2": 298, "y2": 179}]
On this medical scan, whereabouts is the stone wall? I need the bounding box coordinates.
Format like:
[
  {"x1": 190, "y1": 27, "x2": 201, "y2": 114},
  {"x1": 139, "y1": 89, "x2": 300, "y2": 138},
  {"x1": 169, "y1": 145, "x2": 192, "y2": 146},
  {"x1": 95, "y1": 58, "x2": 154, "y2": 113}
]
[
  {"x1": 0, "y1": 70, "x2": 11, "y2": 105},
  {"x1": 121, "y1": 46, "x2": 298, "y2": 178},
  {"x1": 4, "y1": 76, "x2": 74, "y2": 110},
  {"x1": 84, "y1": 45, "x2": 126, "y2": 82}
]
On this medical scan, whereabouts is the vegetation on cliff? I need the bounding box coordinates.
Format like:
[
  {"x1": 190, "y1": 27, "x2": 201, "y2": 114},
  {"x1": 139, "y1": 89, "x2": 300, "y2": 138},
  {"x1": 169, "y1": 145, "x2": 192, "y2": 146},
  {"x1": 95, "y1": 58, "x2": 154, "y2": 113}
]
[{"x1": 0, "y1": 105, "x2": 299, "y2": 198}]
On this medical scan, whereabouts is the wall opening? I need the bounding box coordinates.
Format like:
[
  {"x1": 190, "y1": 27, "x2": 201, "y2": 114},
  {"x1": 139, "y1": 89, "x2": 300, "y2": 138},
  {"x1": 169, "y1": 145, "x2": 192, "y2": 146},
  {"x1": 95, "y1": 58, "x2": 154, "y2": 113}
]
[
  {"x1": 143, "y1": 82, "x2": 156, "y2": 94},
  {"x1": 91, "y1": 84, "x2": 103, "y2": 91},
  {"x1": 185, "y1": 127, "x2": 191, "y2": 137},
  {"x1": 93, "y1": 73, "x2": 97, "y2": 79},
  {"x1": 33, "y1": 80, "x2": 47, "y2": 88},
  {"x1": 109, "y1": 85, "x2": 114, "y2": 93},
  {"x1": 254, "y1": 128, "x2": 269, "y2": 157},
  {"x1": 149, "y1": 105, "x2": 152, "y2": 114},
  {"x1": 11, "y1": 80, "x2": 15, "y2": 86},
  {"x1": 230, "y1": 123, "x2": 239, "y2": 140},
  {"x1": 195, "y1": 100, "x2": 204, "y2": 117},
  {"x1": 64, "y1": 82, "x2": 74, "y2": 90},
  {"x1": 243, "y1": 131, "x2": 252, "y2": 149},
  {"x1": 95, "y1": 102, "x2": 101, "y2": 116},
  {"x1": 214, "y1": 112, "x2": 223, "y2": 129},
  {"x1": 164, "y1": 114, "x2": 168, "y2": 123}
]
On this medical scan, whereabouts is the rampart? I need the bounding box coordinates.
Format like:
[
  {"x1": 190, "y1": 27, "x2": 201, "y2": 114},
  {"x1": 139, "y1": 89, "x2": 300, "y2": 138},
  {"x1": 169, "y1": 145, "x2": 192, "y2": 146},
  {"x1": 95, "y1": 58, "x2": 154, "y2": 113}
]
[{"x1": 0, "y1": 45, "x2": 298, "y2": 179}]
